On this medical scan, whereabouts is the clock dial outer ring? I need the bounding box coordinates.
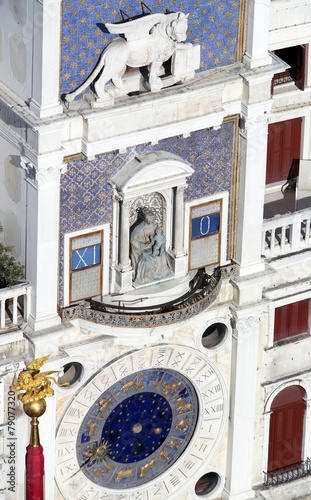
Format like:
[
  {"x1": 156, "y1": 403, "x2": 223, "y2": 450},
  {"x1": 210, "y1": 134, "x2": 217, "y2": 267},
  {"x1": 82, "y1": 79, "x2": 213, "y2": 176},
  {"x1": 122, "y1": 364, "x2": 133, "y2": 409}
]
[{"x1": 55, "y1": 345, "x2": 228, "y2": 500}]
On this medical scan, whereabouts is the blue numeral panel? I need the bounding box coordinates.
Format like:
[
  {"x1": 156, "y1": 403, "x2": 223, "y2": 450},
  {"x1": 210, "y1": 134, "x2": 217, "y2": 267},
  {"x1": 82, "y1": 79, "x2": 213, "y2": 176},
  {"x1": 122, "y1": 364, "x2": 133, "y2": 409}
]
[
  {"x1": 191, "y1": 213, "x2": 220, "y2": 239},
  {"x1": 72, "y1": 245, "x2": 101, "y2": 270}
]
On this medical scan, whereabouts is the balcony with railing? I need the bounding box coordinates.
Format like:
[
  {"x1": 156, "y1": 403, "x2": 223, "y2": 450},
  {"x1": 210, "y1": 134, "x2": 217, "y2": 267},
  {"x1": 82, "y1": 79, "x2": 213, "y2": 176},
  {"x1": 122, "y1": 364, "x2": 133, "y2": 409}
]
[
  {"x1": 262, "y1": 183, "x2": 311, "y2": 259},
  {"x1": 262, "y1": 208, "x2": 311, "y2": 259},
  {"x1": 0, "y1": 282, "x2": 31, "y2": 333},
  {"x1": 263, "y1": 458, "x2": 311, "y2": 487}
]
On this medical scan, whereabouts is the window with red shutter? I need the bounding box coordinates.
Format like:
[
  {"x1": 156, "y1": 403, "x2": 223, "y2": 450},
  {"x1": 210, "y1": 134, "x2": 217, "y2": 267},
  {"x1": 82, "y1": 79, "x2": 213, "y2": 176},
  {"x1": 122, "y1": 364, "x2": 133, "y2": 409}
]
[
  {"x1": 268, "y1": 386, "x2": 305, "y2": 472},
  {"x1": 274, "y1": 299, "x2": 309, "y2": 342},
  {"x1": 266, "y1": 118, "x2": 302, "y2": 185}
]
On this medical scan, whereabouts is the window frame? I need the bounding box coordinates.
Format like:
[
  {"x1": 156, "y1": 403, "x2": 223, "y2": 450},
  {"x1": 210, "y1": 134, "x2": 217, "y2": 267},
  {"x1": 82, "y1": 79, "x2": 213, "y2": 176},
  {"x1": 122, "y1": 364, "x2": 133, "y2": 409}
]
[
  {"x1": 63, "y1": 224, "x2": 110, "y2": 307},
  {"x1": 268, "y1": 385, "x2": 306, "y2": 472},
  {"x1": 184, "y1": 192, "x2": 229, "y2": 272},
  {"x1": 272, "y1": 44, "x2": 307, "y2": 94},
  {"x1": 273, "y1": 298, "x2": 309, "y2": 343},
  {"x1": 69, "y1": 232, "x2": 103, "y2": 303},
  {"x1": 262, "y1": 380, "x2": 311, "y2": 484}
]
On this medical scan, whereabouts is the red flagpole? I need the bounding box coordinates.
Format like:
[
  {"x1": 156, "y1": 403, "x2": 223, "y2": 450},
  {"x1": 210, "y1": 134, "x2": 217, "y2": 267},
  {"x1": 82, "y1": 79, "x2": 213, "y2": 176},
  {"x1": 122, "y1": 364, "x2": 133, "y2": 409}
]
[
  {"x1": 26, "y1": 444, "x2": 44, "y2": 500},
  {"x1": 23, "y1": 404, "x2": 46, "y2": 500},
  {"x1": 10, "y1": 357, "x2": 58, "y2": 500}
]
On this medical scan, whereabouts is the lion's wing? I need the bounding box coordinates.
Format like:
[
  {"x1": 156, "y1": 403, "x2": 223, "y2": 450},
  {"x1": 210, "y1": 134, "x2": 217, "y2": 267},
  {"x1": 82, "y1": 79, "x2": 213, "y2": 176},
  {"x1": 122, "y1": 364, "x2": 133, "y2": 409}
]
[
  {"x1": 33, "y1": 370, "x2": 59, "y2": 380},
  {"x1": 105, "y1": 13, "x2": 166, "y2": 42},
  {"x1": 27, "y1": 355, "x2": 50, "y2": 370}
]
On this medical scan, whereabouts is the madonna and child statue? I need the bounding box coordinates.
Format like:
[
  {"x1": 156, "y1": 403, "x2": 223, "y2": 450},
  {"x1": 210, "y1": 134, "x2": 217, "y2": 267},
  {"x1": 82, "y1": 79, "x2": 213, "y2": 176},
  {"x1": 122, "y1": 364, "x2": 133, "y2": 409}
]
[{"x1": 130, "y1": 207, "x2": 173, "y2": 285}]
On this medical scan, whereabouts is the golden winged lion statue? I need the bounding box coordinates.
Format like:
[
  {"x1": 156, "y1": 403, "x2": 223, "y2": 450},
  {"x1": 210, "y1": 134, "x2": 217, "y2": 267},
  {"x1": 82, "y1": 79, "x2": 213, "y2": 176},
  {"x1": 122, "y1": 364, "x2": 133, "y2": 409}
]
[{"x1": 10, "y1": 356, "x2": 68, "y2": 404}]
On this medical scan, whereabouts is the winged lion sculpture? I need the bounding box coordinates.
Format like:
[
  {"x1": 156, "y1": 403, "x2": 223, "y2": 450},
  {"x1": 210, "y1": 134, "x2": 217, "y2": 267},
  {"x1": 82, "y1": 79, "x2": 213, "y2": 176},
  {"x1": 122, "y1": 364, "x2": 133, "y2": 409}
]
[
  {"x1": 64, "y1": 11, "x2": 189, "y2": 104},
  {"x1": 10, "y1": 355, "x2": 69, "y2": 404}
]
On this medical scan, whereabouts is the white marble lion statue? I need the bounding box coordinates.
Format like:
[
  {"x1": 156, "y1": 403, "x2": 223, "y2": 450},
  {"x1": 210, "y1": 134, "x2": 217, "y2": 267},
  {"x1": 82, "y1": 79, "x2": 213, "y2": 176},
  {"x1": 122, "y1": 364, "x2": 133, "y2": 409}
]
[{"x1": 65, "y1": 11, "x2": 189, "y2": 103}]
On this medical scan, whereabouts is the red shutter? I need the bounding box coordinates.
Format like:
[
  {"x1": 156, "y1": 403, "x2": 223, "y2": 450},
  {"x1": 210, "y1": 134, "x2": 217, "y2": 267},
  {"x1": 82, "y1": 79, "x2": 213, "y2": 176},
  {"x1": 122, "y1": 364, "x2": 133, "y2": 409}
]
[
  {"x1": 268, "y1": 386, "x2": 305, "y2": 472},
  {"x1": 266, "y1": 118, "x2": 302, "y2": 184},
  {"x1": 274, "y1": 299, "x2": 309, "y2": 342},
  {"x1": 296, "y1": 45, "x2": 306, "y2": 91}
]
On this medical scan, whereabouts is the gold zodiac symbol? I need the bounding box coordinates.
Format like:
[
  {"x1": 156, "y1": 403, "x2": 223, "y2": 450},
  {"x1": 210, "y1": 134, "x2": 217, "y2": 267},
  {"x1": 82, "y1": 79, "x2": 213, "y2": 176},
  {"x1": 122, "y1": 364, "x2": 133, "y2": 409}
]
[
  {"x1": 176, "y1": 396, "x2": 192, "y2": 412},
  {"x1": 121, "y1": 374, "x2": 144, "y2": 392},
  {"x1": 86, "y1": 420, "x2": 97, "y2": 436},
  {"x1": 175, "y1": 419, "x2": 190, "y2": 432},
  {"x1": 154, "y1": 380, "x2": 182, "y2": 395},
  {"x1": 140, "y1": 459, "x2": 155, "y2": 477},
  {"x1": 167, "y1": 440, "x2": 179, "y2": 449},
  {"x1": 115, "y1": 469, "x2": 134, "y2": 482}
]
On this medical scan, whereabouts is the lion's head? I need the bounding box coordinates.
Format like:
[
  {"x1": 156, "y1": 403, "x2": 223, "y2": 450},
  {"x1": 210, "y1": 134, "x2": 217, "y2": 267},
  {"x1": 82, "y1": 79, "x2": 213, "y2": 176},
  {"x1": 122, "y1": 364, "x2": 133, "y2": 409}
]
[{"x1": 169, "y1": 12, "x2": 189, "y2": 43}]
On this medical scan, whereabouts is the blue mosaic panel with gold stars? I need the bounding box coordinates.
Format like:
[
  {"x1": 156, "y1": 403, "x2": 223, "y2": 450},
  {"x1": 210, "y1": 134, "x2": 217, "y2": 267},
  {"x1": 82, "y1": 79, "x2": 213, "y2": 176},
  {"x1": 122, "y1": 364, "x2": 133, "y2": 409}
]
[
  {"x1": 76, "y1": 368, "x2": 198, "y2": 489},
  {"x1": 61, "y1": 0, "x2": 242, "y2": 96},
  {"x1": 59, "y1": 120, "x2": 236, "y2": 303}
]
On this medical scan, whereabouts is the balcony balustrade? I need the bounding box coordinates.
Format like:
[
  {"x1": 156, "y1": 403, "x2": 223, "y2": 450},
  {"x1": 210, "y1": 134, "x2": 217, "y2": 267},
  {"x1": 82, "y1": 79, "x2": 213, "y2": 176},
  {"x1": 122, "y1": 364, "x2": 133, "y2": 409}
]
[
  {"x1": 61, "y1": 265, "x2": 237, "y2": 328},
  {"x1": 262, "y1": 208, "x2": 311, "y2": 259},
  {"x1": 0, "y1": 282, "x2": 31, "y2": 332}
]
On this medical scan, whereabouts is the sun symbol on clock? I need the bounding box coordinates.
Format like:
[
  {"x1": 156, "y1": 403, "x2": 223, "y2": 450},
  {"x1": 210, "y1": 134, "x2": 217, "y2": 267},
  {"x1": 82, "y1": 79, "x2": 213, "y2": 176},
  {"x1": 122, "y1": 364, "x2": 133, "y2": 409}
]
[{"x1": 81, "y1": 439, "x2": 112, "y2": 469}]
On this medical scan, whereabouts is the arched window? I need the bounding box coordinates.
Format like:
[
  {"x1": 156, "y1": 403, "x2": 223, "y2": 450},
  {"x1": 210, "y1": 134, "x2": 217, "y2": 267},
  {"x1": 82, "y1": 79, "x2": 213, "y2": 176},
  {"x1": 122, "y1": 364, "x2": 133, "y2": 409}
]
[{"x1": 268, "y1": 385, "x2": 305, "y2": 472}]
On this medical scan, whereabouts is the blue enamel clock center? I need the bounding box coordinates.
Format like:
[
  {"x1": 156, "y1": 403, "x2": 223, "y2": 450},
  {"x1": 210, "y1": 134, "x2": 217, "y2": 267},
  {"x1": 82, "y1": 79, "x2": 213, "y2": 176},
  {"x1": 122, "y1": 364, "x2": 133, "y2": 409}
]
[
  {"x1": 102, "y1": 392, "x2": 172, "y2": 463},
  {"x1": 77, "y1": 368, "x2": 198, "y2": 489}
]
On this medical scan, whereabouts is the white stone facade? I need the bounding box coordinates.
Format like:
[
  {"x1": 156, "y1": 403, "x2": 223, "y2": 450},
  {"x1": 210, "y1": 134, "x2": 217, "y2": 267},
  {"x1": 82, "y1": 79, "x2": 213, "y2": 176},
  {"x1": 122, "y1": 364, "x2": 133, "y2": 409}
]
[{"x1": 0, "y1": 0, "x2": 311, "y2": 499}]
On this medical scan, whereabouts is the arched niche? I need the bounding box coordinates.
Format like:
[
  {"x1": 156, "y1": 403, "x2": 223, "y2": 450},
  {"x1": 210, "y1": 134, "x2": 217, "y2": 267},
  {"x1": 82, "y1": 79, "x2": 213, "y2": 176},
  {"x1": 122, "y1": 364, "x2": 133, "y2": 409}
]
[{"x1": 110, "y1": 151, "x2": 194, "y2": 293}]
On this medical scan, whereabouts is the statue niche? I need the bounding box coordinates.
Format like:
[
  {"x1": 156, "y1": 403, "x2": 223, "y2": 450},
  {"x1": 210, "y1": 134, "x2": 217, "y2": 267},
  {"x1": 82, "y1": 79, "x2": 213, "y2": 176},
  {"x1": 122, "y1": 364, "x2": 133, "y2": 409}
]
[
  {"x1": 130, "y1": 207, "x2": 173, "y2": 286},
  {"x1": 64, "y1": 10, "x2": 199, "y2": 106}
]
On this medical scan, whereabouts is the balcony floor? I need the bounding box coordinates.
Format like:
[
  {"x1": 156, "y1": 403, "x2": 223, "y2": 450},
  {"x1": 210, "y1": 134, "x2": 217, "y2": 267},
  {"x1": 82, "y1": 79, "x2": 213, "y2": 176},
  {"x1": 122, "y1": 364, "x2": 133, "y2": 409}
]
[{"x1": 264, "y1": 185, "x2": 295, "y2": 219}]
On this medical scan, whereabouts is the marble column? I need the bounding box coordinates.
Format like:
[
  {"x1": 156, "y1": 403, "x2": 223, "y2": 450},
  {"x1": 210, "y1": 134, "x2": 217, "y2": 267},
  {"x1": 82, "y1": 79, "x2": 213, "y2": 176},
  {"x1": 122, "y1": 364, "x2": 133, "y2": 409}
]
[
  {"x1": 301, "y1": 113, "x2": 311, "y2": 160},
  {"x1": 173, "y1": 185, "x2": 185, "y2": 256},
  {"x1": 236, "y1": 116, "x2": 268, "y2": 276},
  {"x1": 243, "y1": 0, "x2": 272, "y2": 69},
  {"x1": 29, "y1": 0, "x2": 63, "y2": 118},
  {"x1": 112, "y1": 197, "x2": 133, "y2": 292},
  {"x1": 302, "y1": 396, "x2": 311, "y2": 461},
  {"x1": 223, "y1": 311, "x2": 261, "y2": 500},
  {"x1": 119, "y1": 199, "x2": 131, "y2": 270},
  {"x1": 21, "y1": 158, "x2": 66, "y2": 331}
]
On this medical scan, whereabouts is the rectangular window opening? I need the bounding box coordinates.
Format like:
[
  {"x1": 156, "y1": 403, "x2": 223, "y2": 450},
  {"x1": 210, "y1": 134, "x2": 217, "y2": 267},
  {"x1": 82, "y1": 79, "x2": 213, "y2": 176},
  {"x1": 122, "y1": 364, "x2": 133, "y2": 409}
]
[
  {"x1": 69, "y1": 230, "x2": 103, "y2": 303},
  {"x1": 274, "y1": 299, "x2": 309, "y2": 343},
  {"x1": 272, "y1": 45, "x2": 307, "y2": 95}
]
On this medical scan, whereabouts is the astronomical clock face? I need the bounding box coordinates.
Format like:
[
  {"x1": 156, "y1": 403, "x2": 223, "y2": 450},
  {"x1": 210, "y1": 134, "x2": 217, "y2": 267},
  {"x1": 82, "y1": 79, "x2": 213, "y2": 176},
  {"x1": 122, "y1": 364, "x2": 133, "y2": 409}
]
[{"x1": 55, "y1": 345, "x2": 227, "y2": 499}]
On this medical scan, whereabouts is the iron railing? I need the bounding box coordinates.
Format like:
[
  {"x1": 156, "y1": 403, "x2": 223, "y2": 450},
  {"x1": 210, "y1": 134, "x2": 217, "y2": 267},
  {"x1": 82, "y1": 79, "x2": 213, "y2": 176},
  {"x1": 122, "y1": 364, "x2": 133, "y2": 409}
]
[
  {"x1": 263, "y1": 458, "x2": 311, "y2": 487},
  {"x1": 61, "y1": 265, "x2": 237, "y2": 328}
]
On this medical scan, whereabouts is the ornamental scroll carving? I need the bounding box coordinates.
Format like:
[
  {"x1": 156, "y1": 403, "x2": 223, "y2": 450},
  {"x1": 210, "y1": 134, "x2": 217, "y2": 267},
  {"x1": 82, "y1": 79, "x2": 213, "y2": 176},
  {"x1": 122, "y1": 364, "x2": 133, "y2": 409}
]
[{"x1": 231, "y1": 314, "x2": 262, "y2": 340}]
